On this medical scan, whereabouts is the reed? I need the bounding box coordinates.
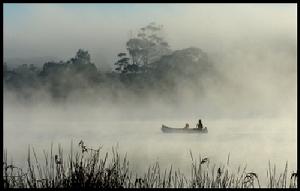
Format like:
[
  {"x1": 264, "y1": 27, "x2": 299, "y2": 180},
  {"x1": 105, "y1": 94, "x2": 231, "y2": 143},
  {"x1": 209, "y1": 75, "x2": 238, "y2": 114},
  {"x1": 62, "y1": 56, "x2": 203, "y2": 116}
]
[{"x1": 2, "y1": 141, "x2": 298, "y2": 188}]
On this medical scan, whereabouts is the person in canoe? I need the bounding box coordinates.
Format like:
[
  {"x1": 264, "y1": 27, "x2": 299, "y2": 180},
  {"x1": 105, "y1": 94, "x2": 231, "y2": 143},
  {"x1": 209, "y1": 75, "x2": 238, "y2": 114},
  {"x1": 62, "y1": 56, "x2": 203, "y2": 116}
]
[
  {"x1": 184, "y1": 123, "x2": 190, "y2": 129},
  {"x1": 197, "y1": 119, "x2": 203, "y2": 130}
]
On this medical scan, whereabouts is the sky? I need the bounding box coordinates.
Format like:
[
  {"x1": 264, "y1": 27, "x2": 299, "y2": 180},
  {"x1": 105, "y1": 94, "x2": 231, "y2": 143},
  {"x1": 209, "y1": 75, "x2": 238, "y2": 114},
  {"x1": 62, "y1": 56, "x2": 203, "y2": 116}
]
[{"x1": 3, "y1": 3, "x2": 297, "y2": 70}]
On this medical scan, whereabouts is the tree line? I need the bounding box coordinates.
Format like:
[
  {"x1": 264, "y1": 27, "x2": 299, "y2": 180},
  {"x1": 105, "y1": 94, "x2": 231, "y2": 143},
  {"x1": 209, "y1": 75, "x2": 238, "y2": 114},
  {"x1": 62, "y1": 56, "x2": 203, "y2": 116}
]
[{"x1": 3, "y1": 23, "x2": 217, "y2": 101}]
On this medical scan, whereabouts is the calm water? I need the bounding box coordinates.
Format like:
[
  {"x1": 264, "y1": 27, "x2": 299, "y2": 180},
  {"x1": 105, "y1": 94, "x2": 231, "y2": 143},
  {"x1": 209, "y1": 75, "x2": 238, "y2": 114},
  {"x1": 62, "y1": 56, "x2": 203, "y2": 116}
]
[{"x1": 4, "y1": 104, "x2": 297, "y2": 186}]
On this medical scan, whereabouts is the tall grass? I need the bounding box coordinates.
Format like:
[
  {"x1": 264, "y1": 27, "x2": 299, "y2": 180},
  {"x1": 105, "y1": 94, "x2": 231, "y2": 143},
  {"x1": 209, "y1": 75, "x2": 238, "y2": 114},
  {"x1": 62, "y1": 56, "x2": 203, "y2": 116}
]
[{"x1": 3, "y1": 141, "x2": 298, "y2": 188}]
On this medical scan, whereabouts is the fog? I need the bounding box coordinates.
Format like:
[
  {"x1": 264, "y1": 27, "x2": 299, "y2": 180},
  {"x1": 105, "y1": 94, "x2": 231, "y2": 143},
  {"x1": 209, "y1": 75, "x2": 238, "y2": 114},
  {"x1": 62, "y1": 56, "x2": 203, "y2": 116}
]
[
  {"x1": 3, "y1": 101, "x2": 297, "y2": 185},
  {"x1": 3, "y1": 3, "x2": 297, "y2": 186}
]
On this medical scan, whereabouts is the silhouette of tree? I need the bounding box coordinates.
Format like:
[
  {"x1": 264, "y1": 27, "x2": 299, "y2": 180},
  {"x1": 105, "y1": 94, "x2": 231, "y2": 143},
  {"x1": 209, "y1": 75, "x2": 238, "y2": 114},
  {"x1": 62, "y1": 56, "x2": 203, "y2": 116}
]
[
  {"x1": 114, "y1": 53, "x2": 130, "y2": 73},
  {"x1": 115, "y1": 23, "x2": 171, "y2": 74},
  {"x1": 70, "y1": 49, "x2": 92, "y2": 65}
]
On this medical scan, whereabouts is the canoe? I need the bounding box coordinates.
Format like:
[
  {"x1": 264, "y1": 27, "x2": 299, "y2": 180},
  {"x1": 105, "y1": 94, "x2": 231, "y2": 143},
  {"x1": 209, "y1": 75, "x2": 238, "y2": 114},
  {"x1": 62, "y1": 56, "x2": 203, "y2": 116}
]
[{"x1": 161, "y1": 125, "x2": 208, "y2": 133}]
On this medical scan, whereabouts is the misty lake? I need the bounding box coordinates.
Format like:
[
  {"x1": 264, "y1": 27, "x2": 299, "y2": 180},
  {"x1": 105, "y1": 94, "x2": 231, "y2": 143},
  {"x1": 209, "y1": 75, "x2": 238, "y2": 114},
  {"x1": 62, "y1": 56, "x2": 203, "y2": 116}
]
[
  {"x1": 4, "y1": 103, "x2": 297, "y2": 186},
  {"x1": 3, "y1": 3, "x2": 297, "y2": 188}
]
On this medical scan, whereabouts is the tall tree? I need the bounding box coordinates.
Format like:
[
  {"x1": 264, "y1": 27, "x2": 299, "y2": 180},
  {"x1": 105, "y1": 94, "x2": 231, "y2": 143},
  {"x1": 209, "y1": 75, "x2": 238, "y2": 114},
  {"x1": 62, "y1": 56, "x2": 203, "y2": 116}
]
[
  {"x1": 70, "y1": 49, "x2": 92, "y2": 65},
  {"x1": 126, "y1": 22, "x2": 171, "y2": 69}
]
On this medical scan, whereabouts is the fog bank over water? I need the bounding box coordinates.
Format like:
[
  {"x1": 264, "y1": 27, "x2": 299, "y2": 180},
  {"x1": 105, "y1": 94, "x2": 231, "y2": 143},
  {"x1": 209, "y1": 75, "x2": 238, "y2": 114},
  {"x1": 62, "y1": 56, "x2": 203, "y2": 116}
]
[
  {"x1": 4, "y1": 102, "x2": 297, "y2": 184},
  {"x1": 4, "y1": 4, "x2": 297, "y2": 118},
  {"x1": 3, "y1": 4, "x2": 297, "y2": 186},
  {"x1": 3, "y1": 40, "x2": 297, "y2": 119}
]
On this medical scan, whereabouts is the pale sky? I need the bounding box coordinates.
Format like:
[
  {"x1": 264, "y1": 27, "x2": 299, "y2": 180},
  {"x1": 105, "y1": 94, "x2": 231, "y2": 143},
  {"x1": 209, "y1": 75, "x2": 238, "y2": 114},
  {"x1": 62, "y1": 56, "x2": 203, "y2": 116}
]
[{"x1": 4, "y1": 3, "x2": 297, "y2": 70}]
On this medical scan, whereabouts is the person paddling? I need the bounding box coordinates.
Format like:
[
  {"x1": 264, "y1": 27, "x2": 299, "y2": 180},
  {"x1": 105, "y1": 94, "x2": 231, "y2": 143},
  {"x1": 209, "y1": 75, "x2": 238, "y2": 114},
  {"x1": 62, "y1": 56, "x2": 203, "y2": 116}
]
[
  {"x1": 197, "y1": 119, "x2": 203, "y2": 130},
  {"x1": 184, "y1": 123, "x2": 190, "y2": 129}
]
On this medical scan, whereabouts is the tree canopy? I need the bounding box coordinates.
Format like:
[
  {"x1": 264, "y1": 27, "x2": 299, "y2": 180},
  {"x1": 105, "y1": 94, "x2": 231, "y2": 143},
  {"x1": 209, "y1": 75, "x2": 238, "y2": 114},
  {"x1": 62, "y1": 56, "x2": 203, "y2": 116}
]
[
  {"x1": 115, "y1": 22, "x2": 171, "y2": 74},
  {"x1": 3, "y1": 23, "x2": 219, "y2": 102}
]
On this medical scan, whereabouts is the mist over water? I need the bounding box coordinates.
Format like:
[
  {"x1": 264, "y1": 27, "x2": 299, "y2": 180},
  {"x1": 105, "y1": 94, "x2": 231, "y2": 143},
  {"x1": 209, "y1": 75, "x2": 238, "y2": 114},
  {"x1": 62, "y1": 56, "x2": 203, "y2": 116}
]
[
  {"x1": 3, "y1": 3, "x2": 297, "y2": 187},
  {"x1": 4, "y1": 96, "x2": 297, "y2": 185}
]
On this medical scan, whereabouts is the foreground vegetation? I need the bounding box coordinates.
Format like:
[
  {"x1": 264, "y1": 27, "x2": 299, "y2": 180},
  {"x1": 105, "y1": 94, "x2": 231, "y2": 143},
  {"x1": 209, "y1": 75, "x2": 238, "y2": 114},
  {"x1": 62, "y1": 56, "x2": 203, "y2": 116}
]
[{"x1": 3, "y1": 141, "x2": 298, "y2": 188}]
